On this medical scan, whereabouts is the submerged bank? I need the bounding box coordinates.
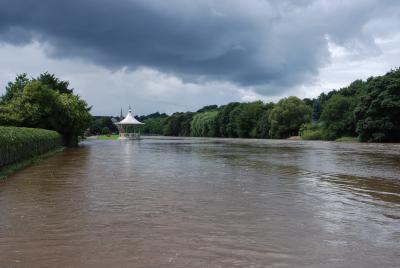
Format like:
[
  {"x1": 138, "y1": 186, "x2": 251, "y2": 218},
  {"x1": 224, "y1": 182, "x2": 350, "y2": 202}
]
[{"x1": 0, "y1": 147, "x2": 64, "y2": 179}]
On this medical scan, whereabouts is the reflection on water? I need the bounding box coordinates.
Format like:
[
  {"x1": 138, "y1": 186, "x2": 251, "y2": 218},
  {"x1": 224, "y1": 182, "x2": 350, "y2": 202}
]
[{"x1": 0, "y1": 138, "x2": 399, "y2": 267}]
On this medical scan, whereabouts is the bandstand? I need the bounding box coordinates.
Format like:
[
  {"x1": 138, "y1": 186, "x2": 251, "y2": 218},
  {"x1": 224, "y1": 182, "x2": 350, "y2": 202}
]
[{"x1": 115, "y1": 107, "x2": 144, "y2": 140}]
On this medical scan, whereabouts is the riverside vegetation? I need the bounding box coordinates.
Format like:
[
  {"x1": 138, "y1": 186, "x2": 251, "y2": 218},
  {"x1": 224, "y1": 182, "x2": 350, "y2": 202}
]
[
  {"x1": 0, "y1": 126, "x2": 62, "y2": 178},
  {"x1": 1, "y1": 68, "x2": 399, "y2": 147},
  {"x1": 0, "y1": 73, "x2": 92, "y2": 176},
  {"x1": 92, "y1": 68, "x2": 400, "y2": 142},
  {"x1": 0, "y1": 73, "x2": 92, "y2": 147}
]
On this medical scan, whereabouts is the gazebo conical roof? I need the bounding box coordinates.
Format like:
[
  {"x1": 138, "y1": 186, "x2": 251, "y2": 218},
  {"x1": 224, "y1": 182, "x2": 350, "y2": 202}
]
[{"x1": 116, "y1": 109, "x2": 144, "y2": 125}]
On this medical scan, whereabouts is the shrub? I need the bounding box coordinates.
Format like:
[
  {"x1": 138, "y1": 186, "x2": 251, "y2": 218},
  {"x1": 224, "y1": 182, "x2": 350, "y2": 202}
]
[
  {"x1": 0, "y1": 126, "x2": 62, "y2": 168},
  {"x1": 299, "y1": 124, "x2": 326, "y2": 140}
]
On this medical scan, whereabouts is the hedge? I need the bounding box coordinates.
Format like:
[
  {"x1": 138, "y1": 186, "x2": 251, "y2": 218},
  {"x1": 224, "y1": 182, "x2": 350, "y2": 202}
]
[{"x1": 0, "y1": 126, "x2": 62, "y2": 168}]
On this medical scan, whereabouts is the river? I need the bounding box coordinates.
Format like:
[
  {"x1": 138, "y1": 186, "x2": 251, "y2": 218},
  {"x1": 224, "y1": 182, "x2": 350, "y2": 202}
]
[{"x1": 1, "y1": 138, "x2": 399, "y2": 267}]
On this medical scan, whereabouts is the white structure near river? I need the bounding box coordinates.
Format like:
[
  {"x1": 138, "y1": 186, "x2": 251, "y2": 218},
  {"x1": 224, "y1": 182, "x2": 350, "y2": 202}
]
[{"x1": 115, "y1": 107, "x2": 144, "y2": 140}]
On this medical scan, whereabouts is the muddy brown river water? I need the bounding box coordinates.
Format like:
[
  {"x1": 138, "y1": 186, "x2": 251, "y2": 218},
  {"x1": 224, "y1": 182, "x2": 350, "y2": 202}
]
[{"x1": 1, "y1": 138, "x2": 400, "y2": 267}]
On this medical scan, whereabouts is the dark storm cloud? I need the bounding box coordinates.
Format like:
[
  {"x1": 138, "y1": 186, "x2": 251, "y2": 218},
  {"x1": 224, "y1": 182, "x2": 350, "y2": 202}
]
[{"x1": 0, "y1": 0, "x2": 399, "y2": 93}]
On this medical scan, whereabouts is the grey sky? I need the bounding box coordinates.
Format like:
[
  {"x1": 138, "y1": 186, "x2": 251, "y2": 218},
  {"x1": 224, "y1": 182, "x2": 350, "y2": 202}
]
[{"x1": 0, "y1": 0, "x2": 399, "y2": 115}]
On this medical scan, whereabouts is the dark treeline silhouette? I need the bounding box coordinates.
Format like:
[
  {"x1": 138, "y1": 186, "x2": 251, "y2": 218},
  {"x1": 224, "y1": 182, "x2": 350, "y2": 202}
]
[{"x1": 139, "y1": 68, "x2": 400, "y2": 142}]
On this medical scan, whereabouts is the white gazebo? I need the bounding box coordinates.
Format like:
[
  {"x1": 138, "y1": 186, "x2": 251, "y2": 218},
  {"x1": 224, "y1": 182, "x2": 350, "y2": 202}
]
[{"x1": 115, "y1": 107, "x2": 144, "y2": 140}]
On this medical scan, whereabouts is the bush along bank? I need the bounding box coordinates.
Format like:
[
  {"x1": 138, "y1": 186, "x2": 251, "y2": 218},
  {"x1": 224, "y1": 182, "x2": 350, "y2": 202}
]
[{"x1": 0, "y1": 126, "x2": 63, "y2": 177}]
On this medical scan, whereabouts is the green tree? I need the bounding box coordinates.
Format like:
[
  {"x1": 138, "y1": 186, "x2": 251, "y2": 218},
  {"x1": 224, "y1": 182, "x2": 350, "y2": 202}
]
[
  {"x1": 54, "y1": 93, "x2": 92, "y2": 146},
  {"x1": 216, "y1": 102, "x2": 240, "y2": 137},
  {"x1": 163, "y1": 112, "x2": 193, "y2": 136},
  {"x1": 229, "y1": 101, "x2": 267, "y2": 138},
  {"x1": 339, "y1": 79, "x2": 366, "y2": 97},
  {"x1": 142, "y1": 116, "x2": 168, "y2": 135},
  {"x1": 254, "y1": 102, "x2": 274, "y2": 138},
  {"x1": 190, "y1": 111, "x2": 218, "y2": 137},
  {"x1": 0, "y1": 73, "x2": 30, "y2": 104},
  {"x1": 269, "y1": 96, "x2": 312, "y2": 138},
  {"x1": 196, "y1": 105, "x2": 218, "y2": 113},
  {"x1": 355, "y1": 69, "x2": 400, "y2": 142},
  {"x1": 35, "y1": 72, "x2": 74, "y2": 94},
  {"x1": 90, "y1": 118, "x2": 103, "y2": 134},
  {"x1": 0, "y1": 81, "x2": 60, "y2": 128},
  {"x1": 0, "y1": 78, "x2": 91, "y2": 147},
  {"x1": 138, "y1": 112, "x2": 168, "y2": 122},
  {"x1": 227, "y1": 107, "x2": 242, "y2": 138},
  {"x1": 320, "y1": 94, "x2": 357, "y2": 140},
  {"x1": 303, "y1": 98, "x2": 313, "y2": 107}
]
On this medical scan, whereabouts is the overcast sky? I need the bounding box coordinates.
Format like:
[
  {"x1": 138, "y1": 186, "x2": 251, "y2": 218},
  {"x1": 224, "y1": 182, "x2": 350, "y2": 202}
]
[{"x1": 0, "y1": 0, "x2": 399, "y2": 115}]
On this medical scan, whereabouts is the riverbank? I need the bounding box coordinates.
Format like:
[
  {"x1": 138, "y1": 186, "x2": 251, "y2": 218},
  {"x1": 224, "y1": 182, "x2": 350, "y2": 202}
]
[
  {"x1": 0, "y1": 126, "x2": 64, "y2": 179},
  {"x1": 91, "y1": 134, "x2": 361, "y2": 144}
]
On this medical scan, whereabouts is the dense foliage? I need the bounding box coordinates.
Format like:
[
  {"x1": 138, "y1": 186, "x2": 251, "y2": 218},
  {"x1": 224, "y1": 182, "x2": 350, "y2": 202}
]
[
  {"x1": 135, "y1": 68, "x2": 400, "y2": 142},
  {"x1": 137, "y1": 100, "x2": 304, "y2": 139},
  {"x1": 303, "y1": 68, "x2": 400, "y2": 142},
  {"x1": 320, "y1": 95, "x2": 357, "y2": 140},
  {"x1": 89, "y1": 116, "x2": 119, "y2": 135},
  {"x1": 191, "y1": 111, "x2": 218, "y2": 137},
  {"x1": 163, "y1": 112, "x2": 194, "y2": 136},
  {"x1": 0, "y1": 73, "x2": 92, "y2": 146},
  {"x1": 0, "y1": 126, "x2": 62, "y2": 168},
  {"x1": 29, "y1": 67, "x2": 396, "y2": 142},
  {"x1": 268, "y1": 97, "x2": 312, "y2": 138},
  {"x1": 355, "y1": 70, "x2": 400, "y2": 142}
]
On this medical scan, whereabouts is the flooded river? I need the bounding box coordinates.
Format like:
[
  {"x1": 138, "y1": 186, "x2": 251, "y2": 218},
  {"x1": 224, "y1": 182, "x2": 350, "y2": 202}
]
[{"x1": 1, "y1": 138, "x2": 399, "y2": 267}]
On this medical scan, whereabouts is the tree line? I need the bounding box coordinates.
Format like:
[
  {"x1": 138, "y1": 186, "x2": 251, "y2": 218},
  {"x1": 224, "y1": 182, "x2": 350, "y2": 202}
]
[
  {"x1": 5, "y1": 69, "x2": 396, "y2": 144},
  {"x1": 137, "y1": 68, "x2": 400, "y2": 142}
]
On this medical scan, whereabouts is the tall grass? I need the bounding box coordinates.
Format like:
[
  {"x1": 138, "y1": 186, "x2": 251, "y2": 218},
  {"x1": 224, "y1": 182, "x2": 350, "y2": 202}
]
[{"x1": 0, "y1": 126, "x2": 62, "y2": 168}]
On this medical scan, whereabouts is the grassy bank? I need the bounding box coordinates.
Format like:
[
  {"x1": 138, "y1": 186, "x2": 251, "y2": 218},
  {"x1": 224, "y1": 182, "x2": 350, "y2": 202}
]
[
  {"x1": 0, "y1": 126, "x2": 63, "y2": 178},
  {"x1": 96, "y1": 134, "x2": 119, "y2": 140}
]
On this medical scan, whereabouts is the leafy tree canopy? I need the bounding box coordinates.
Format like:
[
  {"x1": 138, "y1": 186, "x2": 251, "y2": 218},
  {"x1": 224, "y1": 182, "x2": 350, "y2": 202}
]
[
  {"x1": 196, "y1": 105, "x2": 218, "y2": 113},
  {"x1": 321, "y1": 94, "x2": 357, "y2": 140},
  {"x1": 0, "y1": 74, "x2": 91, "y2": 147},
  {"x1": 35, "y1": 72, "x2": 74, "y2": 94},
  {"x1": 191, "y1": 111, "x2": 218, "y2": 137},
  {"x1": 355, "y1": 68, "x2": 400, "y2": 142},
  {"x1": 269, "y1": 96, "x2": 312, "y2": 138},
  {"x1": 0, "y1": 73, "x2": 30, "y2": 104}
]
